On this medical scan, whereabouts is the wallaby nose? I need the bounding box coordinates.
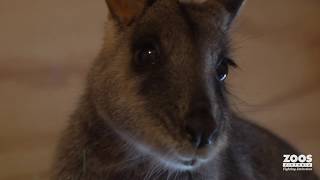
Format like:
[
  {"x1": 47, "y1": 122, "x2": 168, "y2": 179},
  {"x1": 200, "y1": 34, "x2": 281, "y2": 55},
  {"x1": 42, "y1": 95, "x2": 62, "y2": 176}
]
[{"x1": 185, "y1": 103, "x2": 217, "y2": 149}]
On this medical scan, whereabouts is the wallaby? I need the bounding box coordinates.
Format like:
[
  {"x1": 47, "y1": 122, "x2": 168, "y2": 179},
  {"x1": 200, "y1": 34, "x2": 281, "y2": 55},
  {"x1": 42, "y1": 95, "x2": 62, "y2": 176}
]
[{"x1": 52, "y1": 0, "x2": 319, "y2": 179}]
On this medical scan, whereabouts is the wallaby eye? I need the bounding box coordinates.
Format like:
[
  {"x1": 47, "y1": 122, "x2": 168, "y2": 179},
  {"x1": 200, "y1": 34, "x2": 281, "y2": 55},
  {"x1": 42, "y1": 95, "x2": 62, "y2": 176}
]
[
  {"x1": 216, "y1": 60, "x2": 229, "y2": 81},
  {"x1": 134, "y1": 43, "x2": 160, "y2": 67},
  {"x1": 216, "y1": 57, "x2": 236, "y2": 81}
]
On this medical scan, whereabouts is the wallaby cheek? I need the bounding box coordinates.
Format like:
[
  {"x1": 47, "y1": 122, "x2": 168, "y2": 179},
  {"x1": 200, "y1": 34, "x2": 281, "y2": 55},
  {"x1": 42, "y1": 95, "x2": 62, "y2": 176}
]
[
  {"x1": 90, "y1": 62, "x2": 186, "y2": 156},
  {"x1": 92, "y1": 70, "x2": 144, "y2": 129}
]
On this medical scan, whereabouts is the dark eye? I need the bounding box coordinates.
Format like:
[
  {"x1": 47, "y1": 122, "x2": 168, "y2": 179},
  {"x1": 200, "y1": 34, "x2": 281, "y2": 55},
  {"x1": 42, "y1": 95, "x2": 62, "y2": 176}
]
[
  {"x1": 216, "y1": 60, "x2": 229, "y2": 81},
  {"x1": 216, "y1": 57, "x2": 236, "y2": 81},
  {"x1": 134, "y1": 43, "x2": 159, "y2": 67}
]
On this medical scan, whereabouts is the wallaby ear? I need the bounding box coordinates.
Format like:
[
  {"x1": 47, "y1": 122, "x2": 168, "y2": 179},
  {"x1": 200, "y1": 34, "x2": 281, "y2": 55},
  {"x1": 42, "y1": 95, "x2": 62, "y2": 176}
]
[
  {"x1": 105, "y1": 0, "x2": 147, "y2": 25},
  {"x1": 218, "y1": 0, "x2": 245, "y2": 20}
]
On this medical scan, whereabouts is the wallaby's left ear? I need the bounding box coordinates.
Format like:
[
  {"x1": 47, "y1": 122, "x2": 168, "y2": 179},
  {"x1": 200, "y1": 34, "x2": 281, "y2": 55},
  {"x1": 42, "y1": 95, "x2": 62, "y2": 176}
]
[
  {"x1": 105, "y1": 0, "x2": 147, "y2": 26},
  {"x1": 219, "y1": 0, "x2": 245, "y2": 22}
]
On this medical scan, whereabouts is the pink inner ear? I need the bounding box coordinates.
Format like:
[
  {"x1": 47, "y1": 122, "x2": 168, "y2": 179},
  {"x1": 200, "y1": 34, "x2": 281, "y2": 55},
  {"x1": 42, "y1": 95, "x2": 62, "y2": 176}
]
[{"x1": 107, "y1": 0, "x2": 146, "y2": 25}]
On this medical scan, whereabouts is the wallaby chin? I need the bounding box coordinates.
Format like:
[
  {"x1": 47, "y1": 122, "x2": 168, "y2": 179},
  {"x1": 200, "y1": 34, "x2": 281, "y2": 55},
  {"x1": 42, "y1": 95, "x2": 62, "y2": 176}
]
[
  {"x1": 127, "y1": 131, "x2": 229, "y2": 172},
  {"x1": 52, "y1": 0, "x2": 319, "y2": 179}
]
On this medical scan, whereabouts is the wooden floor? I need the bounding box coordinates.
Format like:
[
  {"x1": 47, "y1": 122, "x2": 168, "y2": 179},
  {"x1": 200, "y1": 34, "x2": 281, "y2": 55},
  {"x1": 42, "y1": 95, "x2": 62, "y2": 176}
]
[{"x1": 0, "y1": 0, "x2": 319, "y2": 179}]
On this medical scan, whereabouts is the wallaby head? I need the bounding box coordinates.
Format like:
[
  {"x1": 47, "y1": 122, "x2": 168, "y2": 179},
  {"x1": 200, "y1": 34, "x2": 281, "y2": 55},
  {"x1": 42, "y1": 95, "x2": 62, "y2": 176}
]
[{"x1": 88, "y1": 0, "x2": 244, "y2": 171}]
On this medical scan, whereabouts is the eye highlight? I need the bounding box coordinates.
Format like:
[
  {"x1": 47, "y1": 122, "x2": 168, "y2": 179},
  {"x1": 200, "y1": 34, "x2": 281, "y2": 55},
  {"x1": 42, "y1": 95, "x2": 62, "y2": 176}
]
[
  {"x1": 216, "y1": 57, "x2": 237, "y2": 81},
  {"x1": 134, "y1": 42, "x2": 160, "y2": 68}
]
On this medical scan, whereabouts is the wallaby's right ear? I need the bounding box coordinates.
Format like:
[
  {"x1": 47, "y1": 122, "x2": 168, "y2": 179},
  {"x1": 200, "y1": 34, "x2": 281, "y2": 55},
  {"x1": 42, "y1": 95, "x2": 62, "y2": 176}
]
[
  {"x1": 218, "y1": 0, "x2": 245, "y2": 21},
  {"x1": 105, "y1": 0, "x2": 147, "y2": 26}
]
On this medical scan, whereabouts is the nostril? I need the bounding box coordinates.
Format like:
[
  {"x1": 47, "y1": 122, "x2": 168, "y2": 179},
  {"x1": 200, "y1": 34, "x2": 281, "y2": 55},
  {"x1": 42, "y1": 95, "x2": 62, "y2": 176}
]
[
  {"x1": 199, "y1": 134, "x2": 213, "y2": 148},
  {"x1": 185, "y1": 119, "x2": 216, "y2": 149},
  {"x1": 185, "y1": 110, "x2": 217, "y2": 149},
  {"x1": 185, "y1": 125, "x2": 202, "y2": 148}
]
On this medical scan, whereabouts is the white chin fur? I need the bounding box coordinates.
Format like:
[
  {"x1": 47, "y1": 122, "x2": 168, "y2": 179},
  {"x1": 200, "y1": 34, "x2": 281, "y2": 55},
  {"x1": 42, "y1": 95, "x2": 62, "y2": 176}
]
[
  {"x1": 133, "y1": 141, "x2": 199, "y2": 171},
  {"x1": 158, "y1": 158, "x2": 204, "y2": 171},
  {"x1": 179, "y1": 0, "x2": 207, "y2": 4}
]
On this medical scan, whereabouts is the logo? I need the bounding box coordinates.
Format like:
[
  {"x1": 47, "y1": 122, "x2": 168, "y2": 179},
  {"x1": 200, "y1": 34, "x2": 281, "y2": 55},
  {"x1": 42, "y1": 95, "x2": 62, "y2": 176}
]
[{"x1": 283, "y1": 154, "x2": 313, "y2": 171}]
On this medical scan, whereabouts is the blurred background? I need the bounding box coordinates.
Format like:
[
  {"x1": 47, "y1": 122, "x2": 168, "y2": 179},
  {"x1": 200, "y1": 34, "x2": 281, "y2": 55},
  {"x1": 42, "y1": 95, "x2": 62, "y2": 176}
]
[{"x1": 0, "y1": 0, "x2": 319, "y2": 179}]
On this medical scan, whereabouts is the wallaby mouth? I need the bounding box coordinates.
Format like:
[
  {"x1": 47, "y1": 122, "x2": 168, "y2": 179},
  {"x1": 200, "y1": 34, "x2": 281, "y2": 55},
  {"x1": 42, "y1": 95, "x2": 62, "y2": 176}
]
[
  {"x1": 174, "y1": 159, "x2": 200, "y2": 171},
  {"x1": 158, "y1": 156, "x2": 202, "y2": 171},
  {"x1": 181, "y1": 159, "x2": 197, "y2": 166},
  {"x1": 155, "y1": 134, "x2": 228, "y2": 171}
]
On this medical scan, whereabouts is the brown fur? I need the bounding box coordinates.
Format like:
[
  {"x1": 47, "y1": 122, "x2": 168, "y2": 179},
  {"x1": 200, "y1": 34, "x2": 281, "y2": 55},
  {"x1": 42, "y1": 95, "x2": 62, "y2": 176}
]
[{"x1": 51, "y1": 0, "x2": 319, "y2": 179}]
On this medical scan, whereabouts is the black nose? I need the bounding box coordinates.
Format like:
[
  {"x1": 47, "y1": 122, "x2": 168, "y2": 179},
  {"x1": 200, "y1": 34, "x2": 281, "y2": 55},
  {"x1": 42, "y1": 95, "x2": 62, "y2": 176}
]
[{"x1": 185, "y1": 103, "x2": 217, "y2": 149}]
